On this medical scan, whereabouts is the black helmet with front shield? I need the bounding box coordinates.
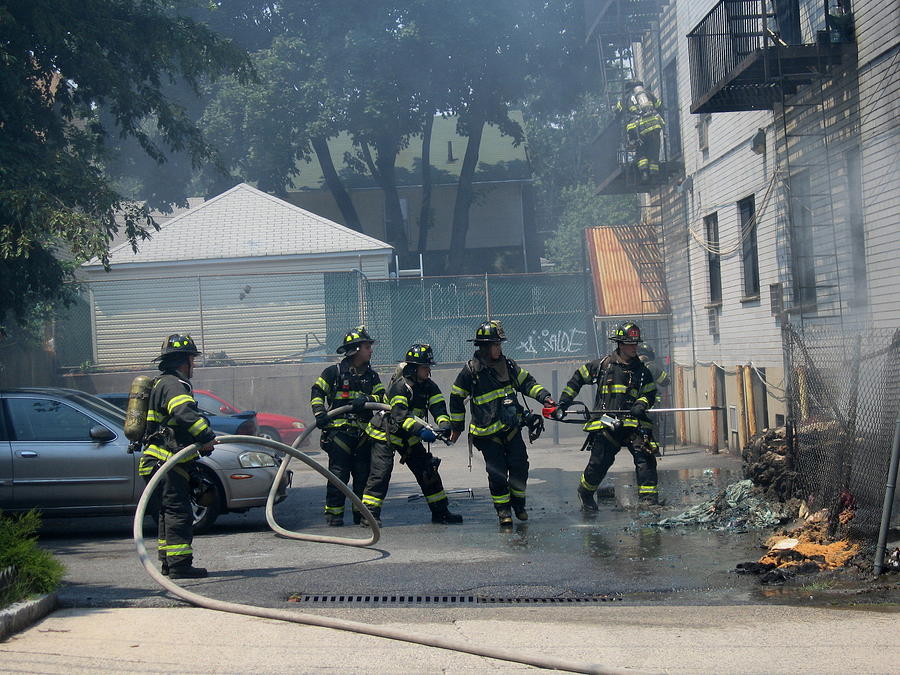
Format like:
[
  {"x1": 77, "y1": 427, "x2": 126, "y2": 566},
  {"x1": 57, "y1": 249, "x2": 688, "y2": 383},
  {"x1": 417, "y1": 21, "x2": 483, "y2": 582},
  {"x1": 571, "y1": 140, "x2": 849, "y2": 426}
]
[
  {"x1": 337, "y1": 325, "x2": 375, "y2": 355},
  {"x1": 467, "y1": 320, "x2": 506, "y2": 344}
]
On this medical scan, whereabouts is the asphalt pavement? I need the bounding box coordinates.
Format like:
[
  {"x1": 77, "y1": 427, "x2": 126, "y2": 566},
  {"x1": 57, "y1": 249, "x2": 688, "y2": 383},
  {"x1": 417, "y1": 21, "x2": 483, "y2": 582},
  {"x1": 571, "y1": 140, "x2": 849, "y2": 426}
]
[{"x1": 6, "y1": 437, "x2": 898, "y2": 673}]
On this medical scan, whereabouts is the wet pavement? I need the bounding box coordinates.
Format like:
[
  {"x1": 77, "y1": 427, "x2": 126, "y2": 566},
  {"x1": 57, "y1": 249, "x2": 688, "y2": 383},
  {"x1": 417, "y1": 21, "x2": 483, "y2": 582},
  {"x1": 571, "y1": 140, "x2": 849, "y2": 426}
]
[{"x1": 38, "y1": 441, "x2": 799, "y2": 609}]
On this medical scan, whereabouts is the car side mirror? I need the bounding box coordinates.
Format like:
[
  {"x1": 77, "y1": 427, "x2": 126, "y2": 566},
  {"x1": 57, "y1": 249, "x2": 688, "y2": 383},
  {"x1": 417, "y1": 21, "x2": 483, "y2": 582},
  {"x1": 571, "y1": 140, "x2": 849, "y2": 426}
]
[{"x1": 90, "y1": 425, "x2": 116, "y2": 444}]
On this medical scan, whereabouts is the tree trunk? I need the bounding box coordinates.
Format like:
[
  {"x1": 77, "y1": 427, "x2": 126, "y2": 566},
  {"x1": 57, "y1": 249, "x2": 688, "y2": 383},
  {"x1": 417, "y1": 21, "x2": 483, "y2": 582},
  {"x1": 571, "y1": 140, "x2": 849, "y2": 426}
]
[
  {"x1": 365, "y1": 137, "x2": 409, "y2": 259},
  {"x1": 311, "y1": 135, "x2": 362, "y2": 232},
  {"x1": 417, "y1": 113, "x2": 435, "y2": 254},
  {"x1": 447, "y1": 114, "x2": 486, "y2": 272}
]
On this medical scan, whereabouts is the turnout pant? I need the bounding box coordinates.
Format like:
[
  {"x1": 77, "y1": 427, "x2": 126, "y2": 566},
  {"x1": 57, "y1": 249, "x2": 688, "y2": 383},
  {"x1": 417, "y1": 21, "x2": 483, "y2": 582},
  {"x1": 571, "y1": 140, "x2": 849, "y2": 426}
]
[
  {"x1": 580, "y1": 429, "x2": 658, "y2": 499},
  {"x1": 472, "y1": 427, "x2": 529, "y2": 511},
  {"x1": 322, "y1": 428, "x2": 372, "y2": 517},
  {"x1": 142, "y1": 460, "x2": 195, "y2": 568},
  {"x1": 363, "y1": 440, "x2": 449, "y2": 515}
]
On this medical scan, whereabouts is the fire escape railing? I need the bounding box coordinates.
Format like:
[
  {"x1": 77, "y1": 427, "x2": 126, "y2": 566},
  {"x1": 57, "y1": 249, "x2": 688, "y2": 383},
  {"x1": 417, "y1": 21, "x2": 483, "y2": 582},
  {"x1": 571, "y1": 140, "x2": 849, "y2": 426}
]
[{"x1": 687, "y1": 0, "x2": 776, "y2": 105}]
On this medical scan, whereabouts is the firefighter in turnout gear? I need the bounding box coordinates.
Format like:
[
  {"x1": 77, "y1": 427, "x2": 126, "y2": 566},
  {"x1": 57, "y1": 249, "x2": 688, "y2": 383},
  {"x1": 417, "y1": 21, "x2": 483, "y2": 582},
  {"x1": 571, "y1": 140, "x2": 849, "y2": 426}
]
[
  {"x1": 638, "y1": 342, "x2": 669, "y2": 456},
  {"x1": 615, "y1": 79, "x2": 664, "y2": 181},
  {"x1": 310, "y1": 326, "x2": 385, "y2": 526},
  {"x1": 449, "y1": 321, "x2": 555, "y2": 526},
  {"x1": 555, "y1": 322, "x2": 660, "y2": 509},
  {"x1": 361, "y1": 344, "x2": 463, "y2": 526},
  {"x1": 138, "y1": 334, "x2": 217, "y2": 579}
]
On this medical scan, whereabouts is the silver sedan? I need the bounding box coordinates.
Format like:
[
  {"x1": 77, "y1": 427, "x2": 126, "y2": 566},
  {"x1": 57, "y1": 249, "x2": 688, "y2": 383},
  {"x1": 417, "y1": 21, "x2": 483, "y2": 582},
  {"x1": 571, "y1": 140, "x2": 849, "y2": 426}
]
[{"x1": 0, "y1": 387, "x2": 291, "y2": 533}]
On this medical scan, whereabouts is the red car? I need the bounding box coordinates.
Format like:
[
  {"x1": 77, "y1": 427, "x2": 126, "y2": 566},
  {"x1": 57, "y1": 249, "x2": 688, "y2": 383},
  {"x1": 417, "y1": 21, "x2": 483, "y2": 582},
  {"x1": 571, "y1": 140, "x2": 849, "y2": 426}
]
[{"x1": 194, "y1": 390, "x2": 307, "y2": 446}]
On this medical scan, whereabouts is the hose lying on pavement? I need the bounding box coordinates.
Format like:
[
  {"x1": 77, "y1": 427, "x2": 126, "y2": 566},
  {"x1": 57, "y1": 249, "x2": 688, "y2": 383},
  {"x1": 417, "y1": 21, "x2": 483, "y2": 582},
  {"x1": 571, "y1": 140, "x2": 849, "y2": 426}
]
[
  {"x1": 264, "y1": 403, "x2": 384, "y2": 546},
  {"x1": 133, "y1": 405, "x2": 655, "y2": 675}
]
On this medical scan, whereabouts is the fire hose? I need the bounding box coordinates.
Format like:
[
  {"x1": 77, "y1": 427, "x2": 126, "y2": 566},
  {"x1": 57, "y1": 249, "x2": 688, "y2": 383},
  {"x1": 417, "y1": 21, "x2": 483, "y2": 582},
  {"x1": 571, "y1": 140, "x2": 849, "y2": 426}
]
[
  {"x1": 542, "y1": 400, "x2": 723, "y2": 425},
  {"x1": 133, "y1": 402, "x2": 649, "y2": 675}
]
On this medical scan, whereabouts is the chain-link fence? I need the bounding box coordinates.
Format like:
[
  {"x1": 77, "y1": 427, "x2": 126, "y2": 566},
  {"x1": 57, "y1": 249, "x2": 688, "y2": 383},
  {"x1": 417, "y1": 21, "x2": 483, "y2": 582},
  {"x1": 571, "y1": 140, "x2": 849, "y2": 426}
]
[
  {"x1": 52, "y1": 271, "x2": 595, "y2": 371},
  {"x1": 787, "y1": 325, "x2": 900, "y2": 538},
  {"x1": 354, "y1": 273, "x2": 594, "y2": 366}
]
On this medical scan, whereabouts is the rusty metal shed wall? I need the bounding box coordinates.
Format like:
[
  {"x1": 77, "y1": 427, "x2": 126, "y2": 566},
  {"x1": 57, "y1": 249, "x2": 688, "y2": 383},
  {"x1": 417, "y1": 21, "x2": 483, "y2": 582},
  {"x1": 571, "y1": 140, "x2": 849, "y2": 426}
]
[{"x1": 586, "y1": 225, "x2": 669, "y2": 317}]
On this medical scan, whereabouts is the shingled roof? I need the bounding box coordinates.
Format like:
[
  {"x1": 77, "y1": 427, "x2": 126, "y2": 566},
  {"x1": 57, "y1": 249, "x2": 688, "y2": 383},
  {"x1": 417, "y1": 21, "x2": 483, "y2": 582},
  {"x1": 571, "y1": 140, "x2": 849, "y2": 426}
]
[{"x1": 84, "y1": 183, "x2": 391, "y2": 267}]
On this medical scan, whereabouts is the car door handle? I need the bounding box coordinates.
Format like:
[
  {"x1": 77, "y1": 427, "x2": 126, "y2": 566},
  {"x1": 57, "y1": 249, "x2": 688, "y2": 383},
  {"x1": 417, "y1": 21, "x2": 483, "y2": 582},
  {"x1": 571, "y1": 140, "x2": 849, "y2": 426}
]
[{"x1": 17, "y1": 451, "x2": 38, "y2": 458}]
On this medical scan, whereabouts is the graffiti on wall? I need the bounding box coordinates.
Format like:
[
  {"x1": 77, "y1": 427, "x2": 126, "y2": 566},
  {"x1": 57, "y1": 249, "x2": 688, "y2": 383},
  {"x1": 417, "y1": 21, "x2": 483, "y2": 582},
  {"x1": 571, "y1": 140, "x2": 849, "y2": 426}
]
[{"x1": 515, "y1": 327, "x2": 587, "y2": 356}]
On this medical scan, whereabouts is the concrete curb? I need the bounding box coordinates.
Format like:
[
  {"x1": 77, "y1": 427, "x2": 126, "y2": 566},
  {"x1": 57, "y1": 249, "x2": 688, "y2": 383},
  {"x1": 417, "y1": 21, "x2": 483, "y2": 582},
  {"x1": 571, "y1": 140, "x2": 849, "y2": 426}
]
[{"x1": 0, "y1": 593, "x2": 58, "y2": 641}]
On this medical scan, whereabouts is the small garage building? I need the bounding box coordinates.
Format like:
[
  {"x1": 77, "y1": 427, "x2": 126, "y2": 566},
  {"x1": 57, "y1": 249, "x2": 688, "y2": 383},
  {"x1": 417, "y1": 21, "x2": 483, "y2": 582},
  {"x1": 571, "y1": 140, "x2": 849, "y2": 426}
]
[{"x1": 81, "y1": 183, "x2": 392, "y2": 368}]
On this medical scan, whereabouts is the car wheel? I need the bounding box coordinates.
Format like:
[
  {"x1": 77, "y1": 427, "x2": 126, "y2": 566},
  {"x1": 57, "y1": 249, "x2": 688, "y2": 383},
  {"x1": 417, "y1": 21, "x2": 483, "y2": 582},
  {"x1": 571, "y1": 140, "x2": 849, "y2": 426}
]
[
  {"x1": 191, "y1": 470, "x2": 222, "y2": 534},
  {"x1": 258, "y1": 426, "x2": 282, "y2": 443}
]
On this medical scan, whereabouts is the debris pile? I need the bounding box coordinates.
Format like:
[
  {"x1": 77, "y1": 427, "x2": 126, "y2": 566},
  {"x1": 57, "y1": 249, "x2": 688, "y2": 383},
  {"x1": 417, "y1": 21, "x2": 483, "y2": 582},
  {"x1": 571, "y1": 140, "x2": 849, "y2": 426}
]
[
  {"x1": 736, "y1": 518, "x2": 861, "y2": 584},
  {"x1": 653, "y1": 479, "x2": 799, "y2": 530},
  {"x1": 741, "y1": 426, "x2": 798, "y2": 502}
]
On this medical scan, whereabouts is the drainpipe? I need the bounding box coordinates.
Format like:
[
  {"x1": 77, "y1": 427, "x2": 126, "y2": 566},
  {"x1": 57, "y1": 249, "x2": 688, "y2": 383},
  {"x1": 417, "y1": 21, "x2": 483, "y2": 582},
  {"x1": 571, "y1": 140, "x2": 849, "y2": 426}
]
[{"x1": 874, "y1": 415, "x2": 900, "y2": 575}]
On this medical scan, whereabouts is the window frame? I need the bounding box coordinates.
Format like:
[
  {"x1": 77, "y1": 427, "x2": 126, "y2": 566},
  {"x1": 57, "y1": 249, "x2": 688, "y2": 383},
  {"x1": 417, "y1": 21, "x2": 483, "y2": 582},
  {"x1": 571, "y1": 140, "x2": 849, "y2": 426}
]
[
  {"x1": 704, "y1": 212, "x2": 722, "y2": 304},
  {"x1": 739, "y1": 195, "x2": 760, "y2": 299}
]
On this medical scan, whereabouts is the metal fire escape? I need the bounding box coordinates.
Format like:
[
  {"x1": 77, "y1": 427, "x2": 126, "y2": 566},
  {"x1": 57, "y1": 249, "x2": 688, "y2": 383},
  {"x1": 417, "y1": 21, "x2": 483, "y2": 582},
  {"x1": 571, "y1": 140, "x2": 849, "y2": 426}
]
[
  {"x1": 586, "y1": 0, "x2": 675, "y2": 194},
  {"x1": 687, "y1": 0, "x2": 855, "y2": 330},
  {"x1": 584, "y1": 0, "x2": 675, "y2": 373}
]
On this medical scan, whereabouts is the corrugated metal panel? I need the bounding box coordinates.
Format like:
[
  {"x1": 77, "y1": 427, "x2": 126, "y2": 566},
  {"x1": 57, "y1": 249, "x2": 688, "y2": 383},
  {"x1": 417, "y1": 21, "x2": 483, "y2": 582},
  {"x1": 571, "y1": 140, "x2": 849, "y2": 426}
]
[
  {"x1": 586, "y1": 225, "x2": 669, "y2": 317},
  {"x1": 91, "y1": 280, "x2": 203, "y2": 367},
  {"x1": 198, "y1": 273, "x2": 325, "y2": 362},
  {"x1": 91, "y1": 272, "x2": 330, "y2": 367}
]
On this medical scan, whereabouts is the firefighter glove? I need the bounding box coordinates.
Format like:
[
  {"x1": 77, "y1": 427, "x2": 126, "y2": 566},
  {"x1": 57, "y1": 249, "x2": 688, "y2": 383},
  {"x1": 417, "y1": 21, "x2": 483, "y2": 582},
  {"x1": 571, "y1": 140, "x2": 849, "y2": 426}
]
[
  {"x1": 315, "y1": 412, "x2": 330, "y2": 430},
  {"x1": 198, "y1": 441, "x2": 215, "y2": 457},
  {"x1": 629, "y1": 401, "x2": 648, "y2": 418},
  {"x1": 351, "y1": 396, "x2": 369, "y2": 413},
  {"x1": 419, "y1": 427, "x2": 437, "y2": 443},
  {"x1": 551, "y1": 403, "x2": 568, "y2": 421}
]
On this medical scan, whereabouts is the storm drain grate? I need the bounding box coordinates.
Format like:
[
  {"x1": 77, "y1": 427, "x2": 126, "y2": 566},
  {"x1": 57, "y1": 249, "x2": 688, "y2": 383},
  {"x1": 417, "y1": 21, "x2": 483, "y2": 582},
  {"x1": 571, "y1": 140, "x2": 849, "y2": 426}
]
[{"x1": 289, "y1": 594, "x2": 622, "y2": 605}]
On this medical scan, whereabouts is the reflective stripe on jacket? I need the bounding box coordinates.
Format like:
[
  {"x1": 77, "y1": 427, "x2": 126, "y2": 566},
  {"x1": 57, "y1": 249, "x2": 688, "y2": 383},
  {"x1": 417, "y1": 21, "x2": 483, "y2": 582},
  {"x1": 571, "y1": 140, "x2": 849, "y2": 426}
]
[
  {"x1": 449, "y1": 353, "x2": 551, "y2": 437},
  {"x1": 142, "y1": 372, "x2": 215, "y2": 465},
  {"x1": 366, "y1": 368, "x2": 450, "y2": 446},
  {"x1": 557, "y1": 351, "x2": 657, "y2": 433},
  {"x1": 310, "y1": 358, "x2": 385, "y2": 431}
]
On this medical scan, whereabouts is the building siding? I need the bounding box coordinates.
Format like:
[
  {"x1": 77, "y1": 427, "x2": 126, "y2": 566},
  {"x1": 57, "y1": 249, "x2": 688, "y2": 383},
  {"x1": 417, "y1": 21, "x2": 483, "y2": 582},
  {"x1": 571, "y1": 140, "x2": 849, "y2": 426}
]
[{"x1": 856, "y1": 0, "x2": 900, "y2": 327}]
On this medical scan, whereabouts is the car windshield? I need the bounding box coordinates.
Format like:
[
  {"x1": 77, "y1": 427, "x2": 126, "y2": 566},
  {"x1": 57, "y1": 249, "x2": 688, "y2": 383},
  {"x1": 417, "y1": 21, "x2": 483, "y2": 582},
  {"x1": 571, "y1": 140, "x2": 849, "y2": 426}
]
[{"x1": 64, "y1": 391, "x2": 127, "y2": 423}]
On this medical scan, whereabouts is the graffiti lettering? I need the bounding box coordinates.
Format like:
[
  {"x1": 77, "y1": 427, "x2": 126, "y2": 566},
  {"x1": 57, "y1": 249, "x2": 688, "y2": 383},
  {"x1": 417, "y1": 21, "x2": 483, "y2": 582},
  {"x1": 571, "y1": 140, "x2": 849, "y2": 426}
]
[{"x1": 516, "y1": 328, "x2": 587, "y2": 355}]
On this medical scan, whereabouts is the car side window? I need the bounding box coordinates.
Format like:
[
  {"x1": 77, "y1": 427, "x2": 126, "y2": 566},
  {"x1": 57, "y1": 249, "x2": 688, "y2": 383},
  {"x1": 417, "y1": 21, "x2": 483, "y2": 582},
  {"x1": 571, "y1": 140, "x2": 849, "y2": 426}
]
[
  {"x1": 194, "y1": 393, "x2": 220, "y2": 414},
  {"x1": 0, "y1": 401, "x2": 8, "y2": 441},
  {"x1": 7, "y1": 398, "x2": 96, "y2": 442}
]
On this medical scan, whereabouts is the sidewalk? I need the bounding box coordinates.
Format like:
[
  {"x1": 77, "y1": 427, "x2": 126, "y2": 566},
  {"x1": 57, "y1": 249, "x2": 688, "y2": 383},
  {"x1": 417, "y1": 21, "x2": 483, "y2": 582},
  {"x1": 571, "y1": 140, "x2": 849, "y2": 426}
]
[{"x1": 1, "y1": 604, "x2": 897, "y2": 673}]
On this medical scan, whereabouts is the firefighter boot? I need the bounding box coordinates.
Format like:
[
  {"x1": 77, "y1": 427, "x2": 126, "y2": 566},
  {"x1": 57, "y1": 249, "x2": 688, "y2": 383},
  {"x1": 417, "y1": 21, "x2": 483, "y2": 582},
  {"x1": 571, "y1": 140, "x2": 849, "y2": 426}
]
[
  {"x1": 168, "y1": 564, "x2": 208, "y2": 579},
  {"x1": 361, "y1": 507, "x2": 382, "y2": 528},
  {"x1": 352, "y1": 510, "x2": 363, "y2": 525},
  {"x1": 639, "y1": 492, "x2": 660, "y2": 506},
  {"x1": 511, "y1": 498, "x2": 528, "y2": 521},
  {"x1": 430, "y1": 501, "x2": 463, "y2": 524},
  {"x1": 325, "y1": 513, "x2": 344, "y2": 527},
  {"x1": 496, "y1": 506, "x2": 513, "y2": 527},
  {"x1": 577, "y1": 485, "x2": 599, "y2": 512},
  {"x1": 161, "y1": 562, "x2": 169, "y2": 576}
]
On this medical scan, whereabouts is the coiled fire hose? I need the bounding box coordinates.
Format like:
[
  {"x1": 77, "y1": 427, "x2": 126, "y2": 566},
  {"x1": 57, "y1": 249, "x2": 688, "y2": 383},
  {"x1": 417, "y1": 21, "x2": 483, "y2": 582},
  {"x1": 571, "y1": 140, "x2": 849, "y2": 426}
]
[{"x1": 133, "y1": 403, "x2": 650, "y2": 675}]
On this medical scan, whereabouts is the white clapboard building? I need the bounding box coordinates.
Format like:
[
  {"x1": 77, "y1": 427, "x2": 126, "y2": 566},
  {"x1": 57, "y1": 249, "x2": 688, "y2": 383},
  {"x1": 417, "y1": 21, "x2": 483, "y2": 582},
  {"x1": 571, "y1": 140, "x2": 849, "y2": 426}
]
[{"x1": 81, "y1": 183, "x2": 392, "y2": 367}]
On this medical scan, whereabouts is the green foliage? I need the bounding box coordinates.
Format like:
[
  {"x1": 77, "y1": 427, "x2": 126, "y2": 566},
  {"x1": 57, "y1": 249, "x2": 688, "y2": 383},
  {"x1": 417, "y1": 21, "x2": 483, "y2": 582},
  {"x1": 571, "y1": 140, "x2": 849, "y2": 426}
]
[
  {"x1": 0, "y1": 511, "x2": 65, "y2": 607},
  {"x1": 544, "y1": 184, "x2": 639, "y2": 271},
  {"x1": 524, "y1": 91, "x2": 610, "y2": 235},
  {"x1": 0, "y1": 1, "x2": 251, "y2": 332}
]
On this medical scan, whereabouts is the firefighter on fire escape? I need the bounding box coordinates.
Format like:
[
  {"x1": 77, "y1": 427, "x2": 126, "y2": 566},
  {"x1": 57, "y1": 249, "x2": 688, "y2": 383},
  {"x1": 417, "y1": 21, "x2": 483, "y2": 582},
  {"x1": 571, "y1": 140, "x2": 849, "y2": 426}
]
[{"x1": 615, "y1": 79, "x2": 665, "y2": 182}]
